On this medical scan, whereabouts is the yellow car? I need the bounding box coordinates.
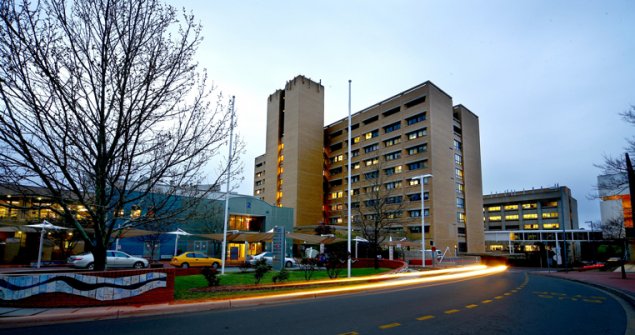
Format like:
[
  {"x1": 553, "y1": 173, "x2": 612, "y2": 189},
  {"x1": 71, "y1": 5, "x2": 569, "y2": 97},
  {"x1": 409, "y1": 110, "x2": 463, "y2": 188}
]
[{"x1": 170, "y1": 252, "x2": 222, "y2": 269}]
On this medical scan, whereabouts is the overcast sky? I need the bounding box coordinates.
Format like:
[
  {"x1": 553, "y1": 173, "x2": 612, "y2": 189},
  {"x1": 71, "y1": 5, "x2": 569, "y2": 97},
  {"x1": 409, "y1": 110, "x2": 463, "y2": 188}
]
[{"x1": 171, "y1": 0, "x2": 635, "y2": 227}]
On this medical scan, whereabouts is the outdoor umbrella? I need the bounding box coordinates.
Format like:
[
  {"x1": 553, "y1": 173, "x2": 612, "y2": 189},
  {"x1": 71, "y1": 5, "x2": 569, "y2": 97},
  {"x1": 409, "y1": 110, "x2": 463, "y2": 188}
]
[
  {"x1": 26, "y1": 220, "x2": 68, "y2": 268},
  {"x1": 166, "y1": 228, "x2": 191, "y2": 256}
]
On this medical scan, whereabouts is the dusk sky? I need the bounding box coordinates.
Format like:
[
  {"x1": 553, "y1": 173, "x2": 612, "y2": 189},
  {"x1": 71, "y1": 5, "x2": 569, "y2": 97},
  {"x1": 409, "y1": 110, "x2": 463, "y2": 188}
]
[{"x1": 171, "y1": 0, "x2": 635, "y2": 227}]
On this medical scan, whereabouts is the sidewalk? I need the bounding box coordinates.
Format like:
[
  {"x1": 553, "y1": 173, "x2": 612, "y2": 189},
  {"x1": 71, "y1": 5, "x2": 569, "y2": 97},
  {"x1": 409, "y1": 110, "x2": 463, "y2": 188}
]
[{"x1": 540, "y1": 265, "x2": 635, "y2": 301}]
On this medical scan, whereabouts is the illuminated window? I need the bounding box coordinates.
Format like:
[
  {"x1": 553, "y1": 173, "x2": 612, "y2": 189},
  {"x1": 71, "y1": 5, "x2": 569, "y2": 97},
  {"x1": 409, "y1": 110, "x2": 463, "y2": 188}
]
[
  {"x1": 406, "y1": 128, "x2": 427, "y2": 140},
  {"x1": 542, "y1": 201, "x2": 558, "y2": 208},
  {"x1": 489, "y1": 215, "x2": 502, "y2": 221},
  {"x1": 364, "y1": 157, "x2": 379, "y2": 166},
  {"x1": 255, "y1": 172, "x2": 263, "y2": 178},
  {"x1": 489, "y1": 245, "x2": 504, "y2": 251},
  {"x1": 409, "y1": 179, "x2": 420, "y2": 186},
  {"x1": 385, "y1": 151, "x2": 401, "y2": 161},
  {"x1": 455, "y1": 168, "x2": 464, "y2": 179},
  {"x1": 385, "y1": 181, "x2": 402, "y2": 190},
  {"x1": 353, "y1": 136, "x2": 361, "y2": 144},
  {"x1": 523, "y1": 224, "x2": 539, "y2": 230},
  {"x1": 504, "y1": 204, "x2": 518, "y2": 210},
  {"x1": 488, "y1": 206, "x2": 501, "y2": 212},
  {"x1": 454, "y1": 154, "x2": 462, "y2": 166},
  {"x1": 255, "y1": 189, "x2": 262, "y2": 195},
  {"x1": 456, "y1": 183, "x2": 464, "y2": 193},
  {"x1": 407, "y1": 144, "x2": 427, "y2": 155},
  {"x1": 505, "y1": 214, "x2": 519, "y2": 221},
  {"x1": 523, "y1": 213, "x2": 538, "y2": 219},
  {"x1": 542, "y1": 212, "x2": 559, "y2": 219},
  {"x1": 543, "y1": 223, "x2": 560, "y2": 229},
  {"x1": 457, "y1": 212, "x2": 466, "y2": 223},
  {"x1": 384, "y1": 136, "x2": 401, "y2": 147},
  {"x1": 522, "y1": 203, "x2": 537, "y2": 209},
  {"x1": 353, "y1": 162, "x2": 360, "y2": 170},
  {"x1": 364, "y1": 130, "x2": 379, "y2": 139},
  {"x1": 130, "y1": 205, "x2": 141, "y2": 218}
]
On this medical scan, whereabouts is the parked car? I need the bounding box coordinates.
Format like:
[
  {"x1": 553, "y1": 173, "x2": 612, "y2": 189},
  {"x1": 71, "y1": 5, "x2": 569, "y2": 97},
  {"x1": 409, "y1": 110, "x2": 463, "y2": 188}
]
[
  {"x1": 248, "y1": 251, "x2": 296, "y2": 268},
  {"x1": 170, "y1": 252, "x2": 222, "y2": 269},
  {"x1": 67, "y1": 250, "x2": 149, "y2": 269}
]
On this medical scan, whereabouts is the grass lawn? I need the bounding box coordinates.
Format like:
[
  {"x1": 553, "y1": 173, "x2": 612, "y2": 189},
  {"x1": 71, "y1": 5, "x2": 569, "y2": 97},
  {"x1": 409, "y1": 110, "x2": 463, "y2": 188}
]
[{"x1": 174, "y1": 267, "x2": 390, "y2": 300}]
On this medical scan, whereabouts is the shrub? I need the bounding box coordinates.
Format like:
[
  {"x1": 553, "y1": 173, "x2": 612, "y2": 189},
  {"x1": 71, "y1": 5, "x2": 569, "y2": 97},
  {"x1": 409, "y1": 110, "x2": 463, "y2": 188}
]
[
  {"x1": 299, "y1": 257, "x2": 318, "y2": 280},
  {"x1": 253, "y1": 258, "x2": 272, "y2": 284},
  {"x1": 272, "y1": 268, "x2": 289, "y2": 284},
  {"x1": 201, "y1": 267, "x2": 220, "y2": 287}
]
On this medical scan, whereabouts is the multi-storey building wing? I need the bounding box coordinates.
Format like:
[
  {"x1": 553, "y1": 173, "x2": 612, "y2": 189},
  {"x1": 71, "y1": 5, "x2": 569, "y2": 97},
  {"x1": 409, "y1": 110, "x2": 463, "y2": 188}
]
[{"x1": 254, "y1": 75, "x2": 484, "y2": 254}]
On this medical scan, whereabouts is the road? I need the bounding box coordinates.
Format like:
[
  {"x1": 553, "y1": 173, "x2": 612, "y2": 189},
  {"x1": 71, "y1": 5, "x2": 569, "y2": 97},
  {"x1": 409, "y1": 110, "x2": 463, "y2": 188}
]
[{"x1": 1, "y1": 270, "x2": 629, "y2": 334}]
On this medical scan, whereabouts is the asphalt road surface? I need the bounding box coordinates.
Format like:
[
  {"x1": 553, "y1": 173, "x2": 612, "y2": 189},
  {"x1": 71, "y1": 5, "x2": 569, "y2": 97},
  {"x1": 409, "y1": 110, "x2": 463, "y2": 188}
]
[{"x1": 2, "y1": 270, "x2": 629, "y2": 334}]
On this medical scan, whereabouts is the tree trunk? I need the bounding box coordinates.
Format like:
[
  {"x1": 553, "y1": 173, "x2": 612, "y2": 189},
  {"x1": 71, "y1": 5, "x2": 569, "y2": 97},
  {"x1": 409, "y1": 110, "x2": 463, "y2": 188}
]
[{"x1": 93, "y1": 244, "x2": 107, "y2": 271}]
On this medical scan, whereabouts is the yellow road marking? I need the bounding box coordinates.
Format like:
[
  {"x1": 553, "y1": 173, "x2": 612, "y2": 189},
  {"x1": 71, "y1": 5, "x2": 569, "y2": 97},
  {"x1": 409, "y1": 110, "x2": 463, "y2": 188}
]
[
  {"x1": 379, "y1": 323, "x2": 401, "y2": 329},
  {"x1": 445, "y1": 309, "x2": 460, "y2": 314},
  {"x1": 538, "y1": 295, "x2": 553, "y2": 299},
  {"x1": 583, "y1": 299, "x2": 604, "y2": 304},
  {"x1": 482, "y1": 299, "x2": 493, "y2": 304},
  {"x1": 511, "y1": 290, "x2": 518, "y2": 293},
  {"x1": 417, "y1": 315, "x2": 435, "y2": 321},
  {"x1": 494, "y1": 296, "x2": 504, "y2": 299},
  {"x1": 504, "y1": 293, "x2": 512, "y2": 296},
  {"x1": 465, "y1": 304, "x2": 478, "y2": 309},
  {"x1": 338, "y1": 332, "x2": 359, "y2": 335}
]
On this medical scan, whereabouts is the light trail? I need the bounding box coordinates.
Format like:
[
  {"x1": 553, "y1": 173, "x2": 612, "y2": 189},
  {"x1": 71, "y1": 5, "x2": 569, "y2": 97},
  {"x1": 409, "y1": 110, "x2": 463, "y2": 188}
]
[{"x1": 229, "y1": 265, "x2": 507, "y2": 303}]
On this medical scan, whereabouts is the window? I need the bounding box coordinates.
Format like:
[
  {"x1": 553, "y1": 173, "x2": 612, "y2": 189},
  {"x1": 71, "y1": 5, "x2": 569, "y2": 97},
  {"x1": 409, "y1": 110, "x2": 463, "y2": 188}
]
[
  {"x1": 454, "y1": 154, "x2": 462, "y2": 166},
  {"x1": 405, "y1": 96, "x2": 426, "y2": 108},
  {"x1": 489, "y1": 215, "x2": 502, "y2": 221},
  {"x1": 385, "y1": 181, "x2": 402, "y2": 190},
  {"x1": 386, "y1": 196, "x2": 403, "y2": 204},
  {"x1": 409, "y1": 210, "x2": 422, "y2": 217},
  {"x1": 330, "y1": 167, "x2": 343, "y2": 175},
  {"x1": 126, "y1": 205, "x2": 141, "y2": 218},
  {"x1": 353, "y1": 136, "x2": 361, "y2": 144},
  {"x1": 524, "y1": 224, "x2": 539, "y2": 230},
  {"x1": 364, "y1": 143, "x2": 379, "y2": 153},
  {"x1": 330, "y1": 191, "x2": 345, "y2": 199},
  {"x1": 505, "y1": 214, "x2": 519, "y2": 221},
  {"x1": 365, "y1": 199, "x2": 378, "y2": 207},
  {"x1": 329, "y1": 179, "x2": 343, "y2": 187},
  {"x1": 408, "y1": 193, "x2": 421, "y2": 201},
  {"x1": 454, "y1": 140, "x2": 462, "y2": 151},
  {"x1": 543, "y1": 223, "x2": 560, "y2": 229},
  {"x1": 386, "y1": 211, "x2": 402, "y2": 219},
  {"x1": 542, "y1": 201, "x2": 558, "y2": 208},
  {"x1": 523, "y1": 213, "x2": 538, "y2": 220},
  {"x1": 383, "y1": 121, "x2": 401, "y2": 133},
  {"x1": 330, "y1": 154, "x2": 345, "y2": 163},
  {"x1": 409, "y1": 178, "x2": 420, "y2": 186},
  {"x1": 384, "y1": 136, "x2": 401, "y2": 147},
  {"x1": 455, "y1": 168, "x2": 464, "y2": 179},
  {"x1": 351, "y1": 175, "x2": 360, "y2": 183},
  {"x1": 456, "y1": 183, "x2": 465, "y2": 193},
  {"x1": 522, "y1": 203, "x2": 537, "y2": 209},
  {"x1": 406, "y1": 128, "x2": 427, "y2": 140},
  {"x1": 542, "y1": 212, "x2": 559, "y2": 219},
  {"x1": 457, "y1": 212, "x2": 466, "y2": 223},
  {"x1": 504, "y1": 204, "x2": 518, "y2": 210},
  {"x1": 488, "y1": 206, "x2": 501, "y2": 212},
  {"x1": 385, "y1": 151, "x2": 401, "y2": 161},
  {"x1": 364, "y1": 157, "x2": 379, "y2": 166},
  {"x1": 365, "y1": 185, "x2": 380, "y2": 193},
  {"x1": 364, "y1": 129, "x2": 379, "y2": 139},
  {"x1": 408, "y1": 160, "x2": 427, "y2": 170},
  {"x1": 364, "y1": 171, "x2": 379, "y2": 180},
  {"x1": 353, "y1": 162, "x2": 360, "y2": 170},
  {"x1": 384, "y1": 166, "x2": 402, "y2": 176},
  {"x1": 382, "y1": 106, "x2": 401, "y2": 117},
  {"x1": 407, "y1": 144, "x2": 427, "y2": 155},
  {"x1": 456, "y1": 197, "x2": 465, "y2": 208},
  {"x1": 351, "y1": 149, "x2": 360, "y2": 157},
  {"x1": 330, "y1": 142, "x2": 343, "y2": 151},
  {"x1": 363, "y1": 115, "x2": 379, "y2": 125},
  {"x1": 406, "y1": 112, "x2": 426, "y2": 125}
]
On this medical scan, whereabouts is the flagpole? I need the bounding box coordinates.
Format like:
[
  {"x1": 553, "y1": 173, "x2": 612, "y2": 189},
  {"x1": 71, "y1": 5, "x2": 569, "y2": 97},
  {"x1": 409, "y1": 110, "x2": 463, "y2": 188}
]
[
  {"x1": 221, "y1": 96, "x2": 235, "y2": 275},
  {"x1": 347, "y1": 80, "x2": 352, "y2": 278}
]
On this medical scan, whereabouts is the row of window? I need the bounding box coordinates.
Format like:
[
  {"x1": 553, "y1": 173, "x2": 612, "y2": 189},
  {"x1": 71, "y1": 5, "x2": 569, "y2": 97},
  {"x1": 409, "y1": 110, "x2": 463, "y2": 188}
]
[
  {"x1": 331, "y1": 127, "x2": 428, "y2": 153},
  {"x1": 486, "y1": 201, "x2": 558, "y2": 212},
  {"x1": 329, "y1": 142, "x2": 427, "y2": 166},
  {"x1": 487, "y1": 212, "x2": 560, "y2": 221},
  {"x1": 327, "y1": 178, "x2": 430, "y2": 199}
]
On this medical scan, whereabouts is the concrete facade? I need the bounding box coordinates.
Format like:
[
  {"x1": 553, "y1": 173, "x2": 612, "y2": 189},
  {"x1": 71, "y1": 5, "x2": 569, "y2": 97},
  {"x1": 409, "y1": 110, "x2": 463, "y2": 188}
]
[{"x1": 254, "y1": 77, "x2": 484, "y2": 254}]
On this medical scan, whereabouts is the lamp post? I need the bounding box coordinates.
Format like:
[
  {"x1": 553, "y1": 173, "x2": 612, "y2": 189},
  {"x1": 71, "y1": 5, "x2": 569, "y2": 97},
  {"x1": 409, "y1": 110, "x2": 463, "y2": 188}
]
[{"x1": 413, "y1": 174, "x2": 432, "y2": 268}]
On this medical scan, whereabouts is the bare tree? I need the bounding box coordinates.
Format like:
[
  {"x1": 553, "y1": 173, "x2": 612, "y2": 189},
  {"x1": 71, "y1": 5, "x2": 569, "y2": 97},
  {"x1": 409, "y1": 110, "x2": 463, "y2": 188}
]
[
  {"x1": 0, "y1": 0, "x2": 241, "y2": 270},
  {"x1": 596, "y1": 106, "x2": 635, "y2": 192},
  {"x1": 602, "y1": 217, "x2": 628, "y2": 279},
  {"x1": 352, "y1": 167, "x2": 406, "y2": 269}
]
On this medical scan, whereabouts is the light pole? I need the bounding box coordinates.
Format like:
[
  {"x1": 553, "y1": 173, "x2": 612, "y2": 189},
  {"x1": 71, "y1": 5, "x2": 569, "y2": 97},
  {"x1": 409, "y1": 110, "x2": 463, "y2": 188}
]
[{"x1": 414, "y1": 174, "x2": 432, "y2": 268}]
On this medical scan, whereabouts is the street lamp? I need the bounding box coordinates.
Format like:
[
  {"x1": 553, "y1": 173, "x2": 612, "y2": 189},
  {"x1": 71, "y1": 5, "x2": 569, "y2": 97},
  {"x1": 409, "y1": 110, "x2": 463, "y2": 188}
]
[{"x1": 413, "y1": 174, "x2": 432, "y2": 268}]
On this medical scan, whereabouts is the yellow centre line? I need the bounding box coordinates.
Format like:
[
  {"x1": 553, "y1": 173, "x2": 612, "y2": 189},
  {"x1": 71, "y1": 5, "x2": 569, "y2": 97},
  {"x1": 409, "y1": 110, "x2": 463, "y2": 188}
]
[
  {"x1": 445, "y1": 309, "x2": 460, "y2": 314},
  {"x1": 465, "y1": 304, "x2": 478, "y2": 309},
  {"x1": 338, "y1": 332, "x2": 359, "y2": 335},
  {"x1": 482, "y1": 299, "x2": 493, "y2": 304},
  {"x1": 379, "y1": 323, "x2": 401, "y2": 329},
  {"x1": 494, "y1": 296, "x2": 504, "y2": 300},
  {"x1": 417, "y1": 315, "x2": 435, "y2": 321}
]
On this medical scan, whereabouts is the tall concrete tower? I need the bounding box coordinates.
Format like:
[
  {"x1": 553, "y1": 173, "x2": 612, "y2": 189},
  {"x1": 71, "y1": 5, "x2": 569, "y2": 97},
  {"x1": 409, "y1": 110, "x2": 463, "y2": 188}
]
[{"x1": 254, "y1": 75, "x2": 325, "y2": 227}]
